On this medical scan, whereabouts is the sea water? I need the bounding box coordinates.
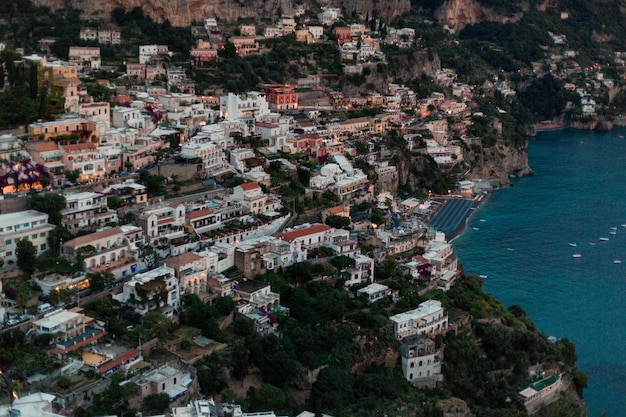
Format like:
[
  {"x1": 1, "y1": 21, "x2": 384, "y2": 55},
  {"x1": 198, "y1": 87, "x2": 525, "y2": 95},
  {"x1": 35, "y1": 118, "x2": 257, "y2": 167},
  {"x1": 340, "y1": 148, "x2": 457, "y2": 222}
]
[{"x1": 452, "y1": 129, "x2": 626, "y2": 417}]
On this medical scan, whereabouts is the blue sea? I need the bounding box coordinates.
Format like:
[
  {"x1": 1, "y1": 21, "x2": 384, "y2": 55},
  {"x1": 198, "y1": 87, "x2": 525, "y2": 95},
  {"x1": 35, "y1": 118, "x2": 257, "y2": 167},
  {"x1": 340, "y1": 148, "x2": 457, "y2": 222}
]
[{"x1": 452, "y1": 129, "x2": 626, "y2": 417}]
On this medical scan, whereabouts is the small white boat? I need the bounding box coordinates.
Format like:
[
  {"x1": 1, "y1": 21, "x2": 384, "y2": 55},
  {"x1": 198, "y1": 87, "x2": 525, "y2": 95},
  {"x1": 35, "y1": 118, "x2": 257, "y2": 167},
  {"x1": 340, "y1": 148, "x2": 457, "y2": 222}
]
[
  {"x1": 610, "y1": 231, "x2": 617, "y2": 235},
  {"x1": 611, "y1": 226, "x2": 618, "y2": 230},
  {"x1": 480, "y1": 219, "x2": 486, "y2": 222},
  {"x1": 621, "y1": 224, "x2": 626, "y2": 227},
  {"x1": 479, "y1": 275, "x2": 488, "y2": 279},
  {"x1": 568, "y1": 243, "x2": 577, "y2": 247},
  {"x1": 573, "y1": 254, "x2": 582, "y2": 258},
  {"x1": 615, "y1": 260, "x2": 622, "y2": 264},
  {"x1": 600, "y1": 237, "x2": 610, "y2": 241},
  {"x1": 473, "y1": 227, "x2": 480, "y2": 230}
]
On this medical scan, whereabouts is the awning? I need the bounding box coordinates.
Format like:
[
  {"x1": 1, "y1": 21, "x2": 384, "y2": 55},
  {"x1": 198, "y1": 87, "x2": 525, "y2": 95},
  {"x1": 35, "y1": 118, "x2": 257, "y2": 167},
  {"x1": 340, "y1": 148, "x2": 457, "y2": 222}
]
[
  {"x1": 45, "y1": 162, "x2": 66, "y2": 168},
  {"x1": 167, "y1": 385, "x2": 187, "y2": 400}
]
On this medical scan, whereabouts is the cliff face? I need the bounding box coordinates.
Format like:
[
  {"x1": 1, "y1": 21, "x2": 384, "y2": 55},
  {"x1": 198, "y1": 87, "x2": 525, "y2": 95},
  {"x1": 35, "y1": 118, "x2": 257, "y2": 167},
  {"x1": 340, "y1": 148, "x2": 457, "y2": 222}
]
[
  {"x1": 434, "y1": 0, "x2": 524, "y2": 31},
  {"x1": 33, "y1": 0, "x2": 411, "y2": 27}
]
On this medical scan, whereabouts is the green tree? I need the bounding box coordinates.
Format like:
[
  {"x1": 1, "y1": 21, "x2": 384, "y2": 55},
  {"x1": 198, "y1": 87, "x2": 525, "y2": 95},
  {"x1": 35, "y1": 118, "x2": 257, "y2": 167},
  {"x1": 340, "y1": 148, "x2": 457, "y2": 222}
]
[
  {"x1": 214, "y1": 296, "x2": 236, "y2": 316},
  {"x1": 325, "y1": 215, "x2": 351, "y2": 229},
  {"x1": 16, "y1": 239, "x2": 36, "y2": 276},
  {"x1": 28, "y1": 193, "x2": 66, "y2": 225},
  {"x1": 143, "y1": 393, "x2": 170, "y2": 414},
  {"x1": 28, "y1": 63, "x2": 38, "y2": 100},
  {"x1": 107, "y1": 196, "x2": 125, "y2": 210},
  {"x1": 47, "y1": 225, "x2": 72, "y2": 256},
  {"x1": 250, "y1": 384, "x2": 287, "y2": 411},
  {"x1": 64, "y1": 169, "x2": 80, "y2": 183},
  {"x1": 89, "y1": 271, "x2": 114, "y2": 292}
]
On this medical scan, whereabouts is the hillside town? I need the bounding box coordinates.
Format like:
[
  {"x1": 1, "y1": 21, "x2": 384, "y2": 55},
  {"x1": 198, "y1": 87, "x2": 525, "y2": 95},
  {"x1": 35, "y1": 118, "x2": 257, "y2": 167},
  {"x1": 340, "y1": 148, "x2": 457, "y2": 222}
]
[{"x1": 0, "y1": 4, "x2": 591, "y2": 417}]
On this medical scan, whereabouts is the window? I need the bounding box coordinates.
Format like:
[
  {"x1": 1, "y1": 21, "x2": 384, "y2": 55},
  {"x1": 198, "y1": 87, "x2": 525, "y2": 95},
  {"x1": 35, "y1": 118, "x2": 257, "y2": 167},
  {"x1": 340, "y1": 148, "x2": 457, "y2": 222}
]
[
  {"x1": 5, "y1": 240, "x2": 10, "y2": 245},
  {"x1": 410, "y1": 362, "x2": 414, "y2": 368},
  {"x1": 40, "y1": 244, "x2": 46, "y2": 251},
  {"x1": 5, "y1": 251, "x2": 11, "y2": 257},
  {"x1": 40, "y1": 232, "x2": 46, "y2": 238},
  {"x1": 32, "y1": 234, "x2": 37, "y2": 240}
]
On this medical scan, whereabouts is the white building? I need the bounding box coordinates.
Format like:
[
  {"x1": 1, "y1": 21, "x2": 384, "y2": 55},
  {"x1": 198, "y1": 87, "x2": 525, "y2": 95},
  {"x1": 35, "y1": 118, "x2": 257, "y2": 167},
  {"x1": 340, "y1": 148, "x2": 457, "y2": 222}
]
[
  {"x1": 309, "y1": 155, "x2": 370, "y2": 200},
  {"x1": 229, "y1": 147, "x2": 256, "y2": 173},
  {"x1": 136, "y1": 202, "x2": 186, "y2": 241},
  {"x1": 357, "y1": 283, "x2": 392, "y2": 304},
  {"x1": 220, "y1": 92, "x2": 270, "y2": 123},
  {"x1": 389, "y1": 300, "x2": 448, "y2": 339},
  {"x1": 68, "y1": 46, "x2": 101, "y2": 70},
  {"x1": 61, "y1": 191, "x2": 118, "y2": 233},
  {"x1": 114, "y1": 265, "x2": 180, "y2": 316},
  {"x1": 399, "y1": 334, "x2": 442, "y2": 387},
  {"x1": 139, "y1": 44, "x2": 169, "y2": 64},
  {"x1": 0, "y1": 210, "x2": 55, "y2": 262},
  {"x1": 318, "y1": 8, "x2": 341, "y2": 26}
]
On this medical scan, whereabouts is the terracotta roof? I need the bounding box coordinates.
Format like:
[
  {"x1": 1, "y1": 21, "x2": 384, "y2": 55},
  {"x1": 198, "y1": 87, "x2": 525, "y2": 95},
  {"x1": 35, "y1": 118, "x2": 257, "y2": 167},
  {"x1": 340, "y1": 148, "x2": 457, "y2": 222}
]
[
  {"x1": 29, "y1": 141, "x2": 59, "y2": 152},
  {"x1": 256, "y1": 122, "x2": 279, "y2": 128},
  {"x1": 187, "y1": 208, "x2": 213, "y2": 220},
  {"x1": 339, "y1": 117, "x2": 370, "y2": 125},
  {"x1": 327, "y1": 205, "x2": 346, "y2": 215},
  {"x1": 64, "y1": 227, "x2": 124, "y2": 249},
  {"x1": 274, "y1": 224, "x2": 330, "y2": 243},
  {"x1": 165, "y1": 252, "x2": 203, "y2": 269},
  {"x1": 238, "y1": 182, "x2": 260, "y2": 191},
  {"x1": 62, "y1": 143, "x2": 97, "y2": 153},
  {"x1": 412, "y1": 255, "x2": 430, "y2": 264},
  {"x1": 98, "y1": 348, "x2": 141, "y2": 374}
]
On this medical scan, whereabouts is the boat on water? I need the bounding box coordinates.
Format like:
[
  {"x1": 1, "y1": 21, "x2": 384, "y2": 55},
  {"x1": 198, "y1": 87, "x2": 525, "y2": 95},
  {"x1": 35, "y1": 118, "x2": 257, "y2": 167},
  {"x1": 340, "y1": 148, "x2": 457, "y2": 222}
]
[
  {"x1": 480, "y1": 219, "x2": 486, "y2": 222},
  {"x1": 611, "y1": 227, "x2": 618, "y2": 230},
  {"x1": 568, "y1": 243, "x2": 577, "y2": 247},
  {"x1": 573, "y1": 254, "x2": 582, "y2": 258},
  {"x1": 479, "y1": 275, "x2": 488, "y2": 279},
  {"x1": 600, "y1": 237, "x2": 610, "y2": 241},
  {"x1": 615, "y1": 260, "x2": 622, "y2": 264},
  {"x1": 610, "y1": 231, "x2": 617, "y2": 235},
  {"x1": 473, "y1": 227, "x2": 480, "y2": 230},
  {"x1": 621, "y1": 224, "x2": 626, "y2": 227}
]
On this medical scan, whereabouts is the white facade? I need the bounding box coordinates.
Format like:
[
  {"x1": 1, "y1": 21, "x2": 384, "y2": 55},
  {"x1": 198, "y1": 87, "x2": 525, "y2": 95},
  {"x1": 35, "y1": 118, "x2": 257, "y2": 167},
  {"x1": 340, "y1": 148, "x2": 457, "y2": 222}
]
[
  {"x1": 357, "y1": 283, "x2": 392, "y2": 304},
  {"x1": 220, "y1": 92, "x2": 270, "y2": 123},
  {"x1": 114, "y1": 265, "x2": 180, "y2": 316},
  {"x1": 389, "y1": 300, "x2": 448, "y2": 339},
  {"x1": 400, "y1": 334, "x2": 442, "y2": 387},
  {"x1": 0, "y1": 210, "x2": 55, "y2": 262},
  {"x1": 61, "y1": 191, "x2": 118, "y2": 232},
  {"x1": 229, "y1": 147, "x2": 256, "y2": 172}
]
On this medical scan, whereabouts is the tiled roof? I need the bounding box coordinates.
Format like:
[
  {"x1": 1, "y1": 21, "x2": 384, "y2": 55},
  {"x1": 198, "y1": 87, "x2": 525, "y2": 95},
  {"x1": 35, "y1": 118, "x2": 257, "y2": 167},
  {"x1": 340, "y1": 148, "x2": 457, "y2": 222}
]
[
  {"x1": 187, "y1": 208, "x2": 213, "y2": 220},
  {"x1": 165, "y1": 252, "x2": 203, "y2": 269},
  {"x1": 274, "y1": 224, "x2": 330, "y2": 242},
  {"x1": 238, "y1": 182, "x2": 260, "y2": 191},
  {"x1": 62, "y1": 143, "x2": 97, "y2": 152},
  {"x1": 30, "y1": 141, "x2": 59, "y2": 152},
  {"x1": 64, "y1": 227, "x2": 124, "y2": 248}
]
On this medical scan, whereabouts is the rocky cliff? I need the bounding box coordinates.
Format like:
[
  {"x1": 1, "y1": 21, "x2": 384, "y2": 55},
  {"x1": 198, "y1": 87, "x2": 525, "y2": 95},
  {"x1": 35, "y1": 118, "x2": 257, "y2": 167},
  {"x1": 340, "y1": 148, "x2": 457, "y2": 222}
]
[
  {"x1": 434, "y1": 0, "x2": 525, "y2": 31},
  {"x1": 33, "y1": 0, "x2": 410, "y2": 27}
]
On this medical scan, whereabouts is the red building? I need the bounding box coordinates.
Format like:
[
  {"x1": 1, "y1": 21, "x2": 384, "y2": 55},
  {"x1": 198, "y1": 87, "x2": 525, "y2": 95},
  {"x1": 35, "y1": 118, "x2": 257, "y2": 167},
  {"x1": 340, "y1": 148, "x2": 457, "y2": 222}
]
[
  {"x1": 266, "y1": 84, "x2": 298, "y2": 110},
  {"x1": 190, "y1": 48, "x2": 218, "y2": 66},
  {"x1": 333, "y1": 27, "x2": 352, "y2": 45}
]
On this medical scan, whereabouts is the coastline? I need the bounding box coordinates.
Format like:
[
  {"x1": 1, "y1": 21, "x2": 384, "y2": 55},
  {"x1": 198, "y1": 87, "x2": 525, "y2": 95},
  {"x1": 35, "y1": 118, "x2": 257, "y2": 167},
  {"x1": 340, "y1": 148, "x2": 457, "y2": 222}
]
[{"x1": 448, "y1": 192, "x2": 492, "y2": 243}]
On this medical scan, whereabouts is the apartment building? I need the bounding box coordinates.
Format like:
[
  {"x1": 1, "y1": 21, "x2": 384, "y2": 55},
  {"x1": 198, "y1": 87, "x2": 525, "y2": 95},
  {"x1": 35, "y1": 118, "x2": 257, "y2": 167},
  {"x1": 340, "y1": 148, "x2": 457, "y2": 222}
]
[
  {"x1": 0, "y1": 210, "x2": 55, "y2": 262},
  {"x1": 60, "y1": 191, "x2": 118, "y2": 233}
]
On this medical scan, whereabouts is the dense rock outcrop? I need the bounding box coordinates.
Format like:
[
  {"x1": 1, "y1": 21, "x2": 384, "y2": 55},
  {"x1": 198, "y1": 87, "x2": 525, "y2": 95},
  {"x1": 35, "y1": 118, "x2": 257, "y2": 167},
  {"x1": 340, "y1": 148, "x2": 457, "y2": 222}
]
[
  {"x1": 434, "y1": 0, "x2": 525, "y2": 31},
  {"x1": 33, "y1": 0, "x2": 411, "y2": 27}
]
